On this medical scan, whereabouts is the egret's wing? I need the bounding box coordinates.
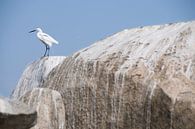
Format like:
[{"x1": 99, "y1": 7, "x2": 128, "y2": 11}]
[{"x1": 41, "y1": 33, "x2": 59, "y2": 44}]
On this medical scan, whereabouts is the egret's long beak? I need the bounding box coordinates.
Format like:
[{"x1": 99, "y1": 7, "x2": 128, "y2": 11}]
[{"x1": 29, "y1": 30, "x2": 36, "y2": 33}]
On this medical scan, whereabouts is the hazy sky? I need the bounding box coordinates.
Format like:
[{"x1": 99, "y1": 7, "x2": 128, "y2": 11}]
[{"x1": 0, "y1": 0, "x2": 195, "y2": 97}]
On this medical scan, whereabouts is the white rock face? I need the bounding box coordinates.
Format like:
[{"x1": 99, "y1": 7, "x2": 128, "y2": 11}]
[
  {"x1": 0, "y1": 97, "x2": 35, "y2": 115},
  {"x1": 20, "y1": 88, "x2": 66, "y2": 129},
  {"x1": 76, "y1": 21, "x2": 195, "y2": 75},
  {"x1": 12, "y1": 56, "x2": 66, "y2": 99},
  {"x1": 0, "y1": 97, "x2": 13, "y2": 114}
]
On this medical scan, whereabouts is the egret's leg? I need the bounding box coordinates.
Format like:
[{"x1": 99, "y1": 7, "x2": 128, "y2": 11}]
[
  {"x1": 44, "y1": 45, "x2": 47, "y2": 57},
  {"x1": 47, "y1": 47, "x2": 50, "y2": 57}
]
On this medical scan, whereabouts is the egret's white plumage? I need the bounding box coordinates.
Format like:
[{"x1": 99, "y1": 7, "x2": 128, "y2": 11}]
[
  {"x1": 29, "y1": 28, "x2": 59, "y2": 56},
  {"x1": 36, "y1": 28, "x2": 58, "y2": 47}
]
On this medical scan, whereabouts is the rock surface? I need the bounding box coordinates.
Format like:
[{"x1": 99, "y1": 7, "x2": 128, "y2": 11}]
[
  {"x1": 12, "y1": 21, "x2": 195, "y2": 129},
  {"x1": 20, "y1": 88, "x2": 66, "y2": 129},
  {"x1": 0, "y1": 97, "x2": 37, "y2": 129},
  {"x1": 12, "y1": 56, "x2": 66, "y2": 99}
]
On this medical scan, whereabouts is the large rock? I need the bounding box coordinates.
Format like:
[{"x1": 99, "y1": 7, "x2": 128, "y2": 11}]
[
  {"x1": 12, "y1": 21, "x2": 195, "y2": 129},
  {"x1": 0, "y1": 97, "x2": 37, "y2": 129},
  {"x1": 19, "y1": 88, "x2": 66, "y2": 129}
]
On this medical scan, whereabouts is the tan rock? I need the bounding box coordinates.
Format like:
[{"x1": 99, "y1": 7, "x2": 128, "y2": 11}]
[{"x1": 20, "y1": 88, "x2": 66, "y2": 129}]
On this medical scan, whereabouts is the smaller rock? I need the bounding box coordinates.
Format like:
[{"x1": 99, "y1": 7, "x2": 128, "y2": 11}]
[
  {"x1": 0, "y1": 97, "x2": 37, "y2": 129},
  {"x1": 20, "y1": 88, "x2": 66, "y2": 129}
]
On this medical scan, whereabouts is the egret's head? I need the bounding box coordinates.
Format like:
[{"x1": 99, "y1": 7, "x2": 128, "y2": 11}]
[
  {"x1": 29, "y1": 27, "x2": 42, "y2": 33},
  {"x1": 36, "y1": 28, "x2": 42, "y2": 32}
]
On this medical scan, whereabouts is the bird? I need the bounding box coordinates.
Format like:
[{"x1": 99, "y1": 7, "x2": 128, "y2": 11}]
[{"x1": 29, "y1": 28, "x2": 59, "y2": 57}]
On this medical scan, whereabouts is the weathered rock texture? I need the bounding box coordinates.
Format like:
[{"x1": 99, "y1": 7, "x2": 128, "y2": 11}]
[
  {"x1": 0, "y1": 97, "x2": 37, "y2": 129},
  {"x1": 12, "y1": 21, "x2": 195, "y2": 129},
  {"x1": 20, "y1": 88, "x2": 66, "y2": 129},
  {"x1": 12, "y1": 56, "x2": 65, "y2": 99}
]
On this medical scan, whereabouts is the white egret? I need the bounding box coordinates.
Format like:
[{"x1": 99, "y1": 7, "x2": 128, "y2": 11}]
[{"x1": 29, "y1": 28, "x2": 59, "y2": 57}]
